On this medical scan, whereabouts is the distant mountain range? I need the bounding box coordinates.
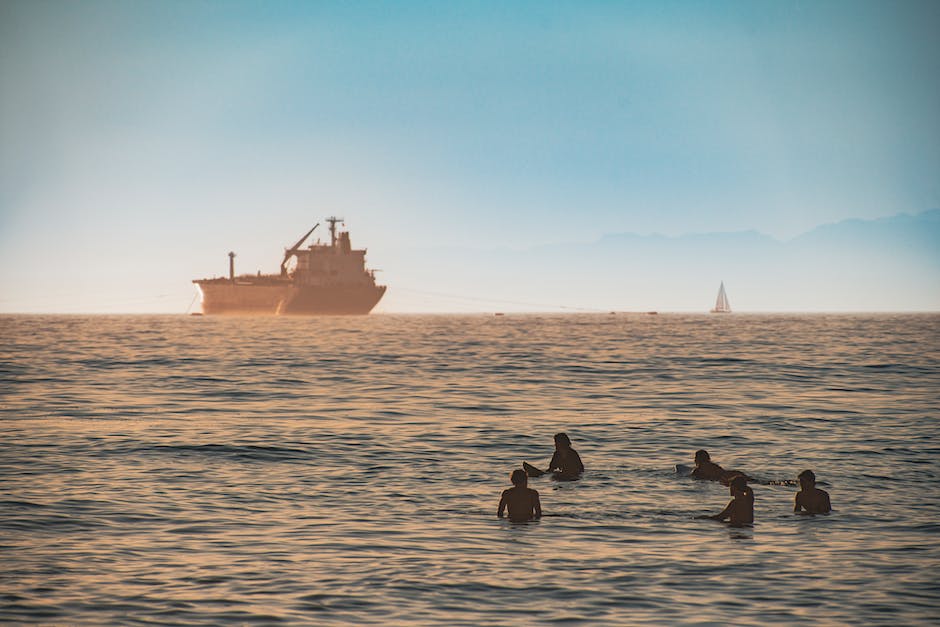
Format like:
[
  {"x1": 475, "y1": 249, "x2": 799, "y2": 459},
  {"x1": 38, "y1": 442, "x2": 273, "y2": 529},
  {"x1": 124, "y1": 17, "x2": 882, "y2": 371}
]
[{"x1": 381, "y1": 210, "x2": 940, "y2": 312}]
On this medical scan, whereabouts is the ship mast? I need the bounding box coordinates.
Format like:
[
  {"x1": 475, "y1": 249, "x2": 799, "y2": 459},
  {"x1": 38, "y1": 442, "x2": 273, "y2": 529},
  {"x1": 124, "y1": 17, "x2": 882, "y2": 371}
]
[{"x1": 326, "y1": 216, "x2": 345, "y2": 248}]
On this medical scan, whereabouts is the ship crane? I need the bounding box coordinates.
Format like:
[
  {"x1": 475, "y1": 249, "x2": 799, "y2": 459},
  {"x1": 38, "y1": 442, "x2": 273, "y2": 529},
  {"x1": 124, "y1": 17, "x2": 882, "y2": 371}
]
[{"x1": 280, "y1": 223, "x2": 320, "y2": 276}]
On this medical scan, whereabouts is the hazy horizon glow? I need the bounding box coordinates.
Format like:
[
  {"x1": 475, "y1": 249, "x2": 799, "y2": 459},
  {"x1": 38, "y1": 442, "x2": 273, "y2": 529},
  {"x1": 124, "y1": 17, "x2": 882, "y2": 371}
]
[{"x1": 1, "y1": 1, "x2": 938, "y2": 313}]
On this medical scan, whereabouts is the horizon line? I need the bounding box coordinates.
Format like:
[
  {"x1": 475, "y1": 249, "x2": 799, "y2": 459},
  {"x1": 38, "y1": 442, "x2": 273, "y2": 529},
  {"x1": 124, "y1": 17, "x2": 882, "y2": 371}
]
[{"x1": 2, "y1": 310, "x2": 938, "y2": 316}]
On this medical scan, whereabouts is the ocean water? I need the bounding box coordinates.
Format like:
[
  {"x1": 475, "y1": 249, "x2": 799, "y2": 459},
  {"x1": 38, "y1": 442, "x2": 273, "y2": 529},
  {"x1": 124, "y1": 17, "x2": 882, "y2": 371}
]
[{"x1": 1, "y1": 313, "x2": 939, "y2": 626}]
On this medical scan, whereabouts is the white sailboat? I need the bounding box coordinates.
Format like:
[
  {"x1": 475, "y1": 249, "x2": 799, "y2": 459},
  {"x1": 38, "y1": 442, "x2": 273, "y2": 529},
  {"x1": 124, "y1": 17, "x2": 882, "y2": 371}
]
[{"x1": 710, "y1": 281, "x2": 731, "y2": 314}]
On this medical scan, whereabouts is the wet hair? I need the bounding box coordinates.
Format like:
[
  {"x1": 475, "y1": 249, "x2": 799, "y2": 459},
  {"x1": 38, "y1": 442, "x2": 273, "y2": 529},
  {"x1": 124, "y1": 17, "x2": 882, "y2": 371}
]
[
  {"x1": 730, "y1": 475, "x2": 748, "y2": 492},
  {"x1": 511, "y1": 469, "x2": 527, "y2": 486},
  {"x1": 694, "y1": 449, "x2": 710, "y2": 462},
  {"x1": 554, "y1": 433, "x2": 571, "y2": 447},
  {"x1": 798, "y1": 469, "x2": 816, "y2": 483}
]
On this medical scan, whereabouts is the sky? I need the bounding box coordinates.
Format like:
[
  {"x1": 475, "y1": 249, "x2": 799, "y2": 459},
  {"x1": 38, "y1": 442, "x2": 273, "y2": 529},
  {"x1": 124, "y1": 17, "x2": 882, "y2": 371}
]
[{"x1": 1, "y1": 0, "x2": 938, "y2": 313}]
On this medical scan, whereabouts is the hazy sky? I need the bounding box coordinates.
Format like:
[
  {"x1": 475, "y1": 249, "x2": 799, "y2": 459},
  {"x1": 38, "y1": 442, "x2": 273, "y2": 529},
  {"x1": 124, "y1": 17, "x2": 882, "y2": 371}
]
[{"x1": 1, "y1": 1, "x2": 938, "y2": 313}]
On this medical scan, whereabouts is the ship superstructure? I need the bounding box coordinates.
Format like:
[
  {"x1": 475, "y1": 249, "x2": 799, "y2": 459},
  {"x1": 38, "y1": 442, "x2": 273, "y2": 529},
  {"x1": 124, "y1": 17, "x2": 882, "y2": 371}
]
[{"x1": 193, "y1": 217, "x2": 386, "y2": 315}]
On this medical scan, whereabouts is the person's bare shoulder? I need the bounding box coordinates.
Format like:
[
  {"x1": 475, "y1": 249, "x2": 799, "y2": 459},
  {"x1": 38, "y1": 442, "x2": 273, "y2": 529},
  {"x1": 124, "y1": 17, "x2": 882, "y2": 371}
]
[{"x1": 796, "y1": 488, "x2": 831, "y2": 513}]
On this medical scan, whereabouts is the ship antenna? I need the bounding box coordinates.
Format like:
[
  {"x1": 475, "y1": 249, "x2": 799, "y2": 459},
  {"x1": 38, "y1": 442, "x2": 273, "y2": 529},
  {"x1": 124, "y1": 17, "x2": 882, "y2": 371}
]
[{"x1": 326, "y1": 216, "x2": 345, "y2": 247}]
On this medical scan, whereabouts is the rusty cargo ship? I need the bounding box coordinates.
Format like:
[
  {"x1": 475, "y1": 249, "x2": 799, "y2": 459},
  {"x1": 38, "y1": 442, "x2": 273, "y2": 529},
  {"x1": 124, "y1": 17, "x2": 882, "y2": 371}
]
[{"x1": 193, "y1": 217, "x2": 386, "y2": 315}]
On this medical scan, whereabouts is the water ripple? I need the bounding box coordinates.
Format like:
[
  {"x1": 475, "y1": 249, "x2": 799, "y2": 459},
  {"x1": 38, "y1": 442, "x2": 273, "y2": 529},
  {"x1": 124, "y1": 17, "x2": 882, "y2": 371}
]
[{"x1": 1, "y1": 313, "x2": 938, "y2": 625}]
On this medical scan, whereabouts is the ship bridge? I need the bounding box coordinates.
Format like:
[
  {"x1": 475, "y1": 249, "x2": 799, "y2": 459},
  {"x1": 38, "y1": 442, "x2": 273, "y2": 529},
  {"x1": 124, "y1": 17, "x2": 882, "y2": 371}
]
[{"x1": 291, "y1": 217, "x2": 376, "y2": 287}]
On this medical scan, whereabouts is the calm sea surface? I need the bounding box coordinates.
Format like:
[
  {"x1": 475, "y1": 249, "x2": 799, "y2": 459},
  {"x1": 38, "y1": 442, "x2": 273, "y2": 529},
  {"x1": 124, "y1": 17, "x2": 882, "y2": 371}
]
[{"x1": 1, "y1": 313, "x2": 939, "y2": 625}]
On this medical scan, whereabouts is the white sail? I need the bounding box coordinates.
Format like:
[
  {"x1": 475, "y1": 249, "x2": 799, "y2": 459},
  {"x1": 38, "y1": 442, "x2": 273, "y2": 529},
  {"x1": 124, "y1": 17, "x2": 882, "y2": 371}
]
[{"x1": 711, "y1": 281, "x2": 731, "y2": 313}]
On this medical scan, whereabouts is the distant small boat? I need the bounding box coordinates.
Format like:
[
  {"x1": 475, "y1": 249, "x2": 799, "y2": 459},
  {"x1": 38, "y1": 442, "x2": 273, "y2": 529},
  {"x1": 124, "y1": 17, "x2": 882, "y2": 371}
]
[{"x1": 710, "y1": 281, "x2": 731, "y2": 314}]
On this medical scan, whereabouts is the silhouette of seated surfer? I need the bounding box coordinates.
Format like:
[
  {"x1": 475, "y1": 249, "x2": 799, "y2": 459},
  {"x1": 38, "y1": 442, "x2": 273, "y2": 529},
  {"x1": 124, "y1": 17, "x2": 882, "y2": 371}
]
[
  {"x1": 524, "y1": 432, "x2": 584, "y2": 480},
  {"x1": 690, "y1": 449, "x2": 753, "y2": 485},
  {"x1": 498, "y1": 469, "x2": 542, "y2": 522},
  {"x1": 794, "y1": 469, "x2": 831, "y2": 514},
  {"x1": 696, "y1": 475, "x2": 754, "y2": 527}
]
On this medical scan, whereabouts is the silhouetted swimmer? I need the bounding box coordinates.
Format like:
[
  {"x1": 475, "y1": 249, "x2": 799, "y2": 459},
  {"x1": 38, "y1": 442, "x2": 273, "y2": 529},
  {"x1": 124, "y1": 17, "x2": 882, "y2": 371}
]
[
  {"x1": 498, "y1": 469, "x2": 542, "y2": 522},
  {"x1": 547, "y1": 432, "x2": 584, "y2": 479},
  {"x1": 523, "y1": 433, "x2": 584, "y2": 480},
  {"x1": 690, "y1": 449, "x2": 753, "y2": 485},
  {"x1": 794, "y1": 469, "x2": 831, "y2": 514},
  {"x1": 696, "y1": 475, "x2": 754, "y2": 527}
]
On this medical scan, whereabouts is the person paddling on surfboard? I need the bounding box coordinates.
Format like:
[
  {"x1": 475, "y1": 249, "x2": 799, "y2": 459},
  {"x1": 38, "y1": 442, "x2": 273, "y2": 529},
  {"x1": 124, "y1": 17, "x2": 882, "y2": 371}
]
[
  {"x1": 498, "y1": 469, "x2": 542, "y2": 522},
  {"x1": 524, "y1": 432, "x2": 584, "y2": 480},
  {"x1": 690, "y1": 449, "x2": 753, "y2": 485}
]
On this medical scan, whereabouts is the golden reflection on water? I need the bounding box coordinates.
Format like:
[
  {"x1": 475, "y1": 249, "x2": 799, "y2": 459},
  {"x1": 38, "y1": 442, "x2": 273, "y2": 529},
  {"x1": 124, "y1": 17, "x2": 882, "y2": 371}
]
[{"x1": 1, "y1": 314, "x2": 938, "y2": 625}]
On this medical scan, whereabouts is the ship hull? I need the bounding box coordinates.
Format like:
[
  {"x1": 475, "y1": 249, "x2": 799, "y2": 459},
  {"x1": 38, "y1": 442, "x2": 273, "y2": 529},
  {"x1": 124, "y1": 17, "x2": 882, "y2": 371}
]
[
  {"x1": 195, "y1": 281, "x2": 386, "y2": 315},
  {"x1": 280, "y1": 285, "x2": 386, "y2": 315}
]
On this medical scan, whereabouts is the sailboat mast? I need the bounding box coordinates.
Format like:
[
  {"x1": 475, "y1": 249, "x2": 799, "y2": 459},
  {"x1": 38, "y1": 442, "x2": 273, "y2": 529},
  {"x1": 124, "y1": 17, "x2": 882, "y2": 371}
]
[{"x1": 711, "y1": 281, "x2": 731, "y2": 313}]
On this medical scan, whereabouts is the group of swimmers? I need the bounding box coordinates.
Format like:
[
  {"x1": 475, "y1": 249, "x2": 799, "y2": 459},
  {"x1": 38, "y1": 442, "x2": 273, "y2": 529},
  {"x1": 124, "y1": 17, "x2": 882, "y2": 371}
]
[
  {"x1": 497, "y1": 432, "x2": 581, "y2": 522},
  {"x1": 497, "y1": 435, "x2": 832, "y2": 525},
  {"x1": 690, "y1": 448, "x2": 832, "y2": 526}
]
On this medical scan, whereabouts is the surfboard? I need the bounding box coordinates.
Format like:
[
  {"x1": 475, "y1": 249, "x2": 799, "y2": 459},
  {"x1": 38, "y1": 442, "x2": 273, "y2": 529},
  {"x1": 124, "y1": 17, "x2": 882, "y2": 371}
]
[
  {"x1": 676, "y1": 463, "x2": 693, "y2": 476},
  {"x1": 523, "y1": 461, "x2": 547, "y2": 477},
  {"x1": 525, "y1": 462, "x2": 583, "y2": 481}
]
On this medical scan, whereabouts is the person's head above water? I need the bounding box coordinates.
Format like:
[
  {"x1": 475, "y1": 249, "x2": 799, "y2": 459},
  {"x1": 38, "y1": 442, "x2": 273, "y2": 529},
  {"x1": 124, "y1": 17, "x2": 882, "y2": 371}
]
[
  {"x1": 554, "y1": 433, "x2": 572, "y2": 450},
  {"x1": 798, "y1": 469, "x2": 816, "y2": 486},
  {"x1": 694, "y1": 449, "x2": 711, "y2": 465},
  {"x1": 511, "y1": 468, "x2": 528, "y2": 487}
]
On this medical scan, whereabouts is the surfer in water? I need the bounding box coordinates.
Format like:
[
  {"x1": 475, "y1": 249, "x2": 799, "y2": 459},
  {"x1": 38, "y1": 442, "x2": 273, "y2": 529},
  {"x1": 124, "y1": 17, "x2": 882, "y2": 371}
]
[
  {"x1": 690, "y1": 449, "x2": 752, "y2": 485},
  {"x1": 498, "y1": 469, "x2": 542, "y2": 523},
  {"x1": 794, "y1": 469, "x2": 831, "y2": 514},
  {"x1": 524, "y1": 432, "x2": 584, "y2": 480},
  {"x1": 696, "y1": 475, "x2": 754, "y2": 527}
]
